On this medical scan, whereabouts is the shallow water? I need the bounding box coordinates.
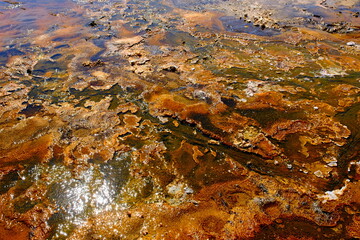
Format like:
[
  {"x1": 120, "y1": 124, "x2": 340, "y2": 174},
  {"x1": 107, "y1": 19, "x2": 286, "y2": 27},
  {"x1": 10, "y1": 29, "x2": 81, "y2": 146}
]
[{"x1": 0, "y1": 0, "x2": 360, "y2": 239}]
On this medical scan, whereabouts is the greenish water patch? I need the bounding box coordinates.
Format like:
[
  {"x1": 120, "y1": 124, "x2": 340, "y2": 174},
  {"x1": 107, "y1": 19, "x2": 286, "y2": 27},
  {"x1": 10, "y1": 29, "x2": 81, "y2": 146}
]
[
  {"x1": 18, "y1": 103, "x2": 43, "y2": 117},
  {"x1": 220, "y1": 16, "x2": 281, "y2": 36},
  {"x1": 334, "y1": 102, "x2": 360, "y2": 188},
  {"x1": 216, "y1": 67, "x2": 258, "y2": 79},
  {"x1": 237, "y1": 108, "x2": 307, "y2": 128},
  {"x1": 14, "y1": 198, "x2": 38, "y2": 213},
  {"x1": 32, "y1": 60, "x2": 67, "y2": 76},
  {"x1": 13, "y1": 178, "x2": 34, "y2": 198},
  {"x1": 0, "y1": 170, "x2": 19, "y2": 195},
  {"x1": 162, "y1": 30, "x2": 198, "y2": 47},
  {"x1": 252, "y1": 216, "x2": 344, "y2": 240},
  {"x1": 0, "y1": 48, "x2": 25, "y2": 66},
  {"x1": 161, "y1": 114, "x2": 312, "y2": 184}
]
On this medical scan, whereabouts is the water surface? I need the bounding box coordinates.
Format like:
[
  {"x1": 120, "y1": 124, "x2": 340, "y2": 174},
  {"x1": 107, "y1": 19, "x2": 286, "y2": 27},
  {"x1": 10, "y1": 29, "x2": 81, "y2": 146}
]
[{"x1": 0, "y1": 0, "x2": 360, "y2": 239}]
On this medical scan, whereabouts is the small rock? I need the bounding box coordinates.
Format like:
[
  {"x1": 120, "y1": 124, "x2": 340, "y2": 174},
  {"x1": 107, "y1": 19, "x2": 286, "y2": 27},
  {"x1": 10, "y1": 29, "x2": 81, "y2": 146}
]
[
  {"x1": 314, "y1": 170, "x2": 324, "y2": 178},
  {"x1": 208, "y1": 139, "x2": 220, "y2": 145},
  {"x1": 184, "y1": 187, "x2": 193, "y2": 194},
  {"x1": 173, "y1": 120, "x2": 179, "y2": 127},
  {"x1": 327, "y1": 161, "x2": 337, "y2": 167},
  {"x1": 91, "y1": 71, "x2": 110, "y2": 80},
  {"x1": 346, "y1": 41, "x2": 356, "y2": 46}
]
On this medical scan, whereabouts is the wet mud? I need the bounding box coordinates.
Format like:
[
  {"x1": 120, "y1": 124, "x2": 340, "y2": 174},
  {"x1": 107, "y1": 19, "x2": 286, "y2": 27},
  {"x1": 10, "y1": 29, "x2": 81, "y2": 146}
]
[{"x1": 0, "y1": 0, "x2": 360, "y2": 239}]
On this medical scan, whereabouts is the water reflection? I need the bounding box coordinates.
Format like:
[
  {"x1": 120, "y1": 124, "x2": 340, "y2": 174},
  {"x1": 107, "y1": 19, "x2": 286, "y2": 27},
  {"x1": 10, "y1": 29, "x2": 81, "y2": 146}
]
[{"x1": 7, "y1": 152, "x2": 131, "y2": 239}]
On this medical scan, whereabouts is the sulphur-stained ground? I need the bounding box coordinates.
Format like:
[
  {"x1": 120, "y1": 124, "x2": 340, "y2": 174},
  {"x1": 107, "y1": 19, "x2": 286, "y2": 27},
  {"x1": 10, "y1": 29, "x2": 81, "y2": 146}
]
[{"x1": 0, "y1": 0, "x2": 359, "y2": 239}]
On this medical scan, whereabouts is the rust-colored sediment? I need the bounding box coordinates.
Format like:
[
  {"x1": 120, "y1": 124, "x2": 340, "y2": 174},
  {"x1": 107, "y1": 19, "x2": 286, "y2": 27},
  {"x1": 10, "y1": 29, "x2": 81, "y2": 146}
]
[{"x1": 0, "y1": 0, "x2": 360, "y2": 239}]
